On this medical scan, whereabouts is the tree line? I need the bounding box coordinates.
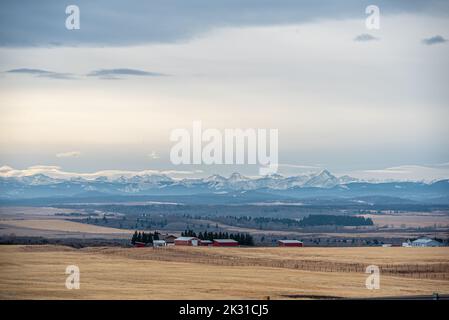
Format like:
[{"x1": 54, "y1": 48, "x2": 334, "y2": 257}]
[
  {"x1": 131, "y1": 231, "x2": 160, "y2": 244},
  {"x1": 298, "y1": 215, "x2": 374, "y2": 227},
  {"x1": 182, "y1": 229, "x2": 254, "y2": 246}
]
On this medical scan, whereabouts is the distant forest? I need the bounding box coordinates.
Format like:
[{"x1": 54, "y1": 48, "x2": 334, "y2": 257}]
[{"x1": 299, "y1": 215, "x2": 373, "y2": 227}]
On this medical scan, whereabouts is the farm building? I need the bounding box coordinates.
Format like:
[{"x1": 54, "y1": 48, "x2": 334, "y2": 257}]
[
  {"x1": 278, "y1": 240, "x2": 303, "y2": 247},
  {"x1": 153, "y1": 240, "x2": 166, "y2": 247},
  {"x1": 411, "y1": 238, "x2": 442, "y2": 247},
  {"x1": 134, "y1": 241, "x2": 146, "y2": 248},
  {"x1": 199, "y1": 240, "x2": 213, "y2": 246},
  {"x1": 174, "y1": 237, "x2": 199, "y2": 246},
  {"x1": 402, "y1": 240, "x2": 412, "y2": 247},
  {"x1": 161, "y1": 234, "x2": 177, "y2": 244},
  {"x1": 212, "y1": 239, "x2": 239, "y2": 247}
]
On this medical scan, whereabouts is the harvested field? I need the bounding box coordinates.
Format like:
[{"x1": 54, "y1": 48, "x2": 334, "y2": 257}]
[
  {"x1": 0, "y1": 245, "x2": 448, "y2": 299},
  {"x1": 360, "y1": 213, "x2": 449, "y2": 228},
  {"x1": 0, "y1": 206, "x2": 83, "y2": 218},
  {"x1": 0, "y1": 219, "x2": 132, "y2": 235},
  {"x1": 84, "y1": 246, "x2": 449, "y2": 280}
]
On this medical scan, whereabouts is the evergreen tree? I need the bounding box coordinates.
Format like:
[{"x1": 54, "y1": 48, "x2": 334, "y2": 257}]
[
  {"x1": 245, "y1": 234, "x2": 254, "y2": 246},
  {"x1": 131, "y1": 231, "x2": 138, "y2": 245}
]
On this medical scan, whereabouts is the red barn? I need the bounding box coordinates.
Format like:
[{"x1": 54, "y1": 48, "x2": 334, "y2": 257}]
[
  {"x1": 174, "y1": 237, "x2": 199, "y2": 246},
  {"x1": 134, "y1": 241, "x2": 146, "y2": 248},
  {"x1": 212, "y1": 239, "x2": 239, "y2": 247},
  {"x1": 278, "y1": 240, "x2": 303, "y2": 247}
]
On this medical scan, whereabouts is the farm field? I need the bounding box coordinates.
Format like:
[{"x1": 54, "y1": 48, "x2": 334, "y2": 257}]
[
  {"x1": 0, "y1": 219, "x2": 132, "y2": 234},
  {"x1": 0, "y1": 206, "x2": 85, "y2": 218},
  {"x1": 360, "y1": 213, "x2": 449, "y2": 228},
  {"x1": 0, "y1": 245, "x2": 448, "y2": 299},
  {"x1": 0, "y1": 219, "x2": 133, "y2": 239},
  {"x1": 0, "y1": 206, "x2": 133, "y2": 239}
]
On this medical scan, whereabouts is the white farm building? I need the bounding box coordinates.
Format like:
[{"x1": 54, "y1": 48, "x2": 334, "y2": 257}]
[{"x1": 411, "y1": 238, "x2": 442, "y2": 247}]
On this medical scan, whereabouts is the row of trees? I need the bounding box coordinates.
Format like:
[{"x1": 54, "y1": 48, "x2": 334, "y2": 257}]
[
  {"x1": 298, "y1": 215, "x2": 374, "y2": 227},
  {"x1": 181, "y1": 229, "x2": 254, "y2": 246},
  {"x1": 131, "y1": 231, "x2": 160, "y2": 244},
  {"x1": 253, "y1": 217, "x2": 301, "y2": 226}
]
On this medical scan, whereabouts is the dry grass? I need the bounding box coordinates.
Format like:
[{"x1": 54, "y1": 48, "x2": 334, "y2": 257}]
[
  {"x1": 1, "y1": 245, "x2": 448, "y2": 299},
  {"x1": 0, "y1": 206, "x2": 83, "y2": 217},
  {"x1": 360, "y1": 213, "x2": 449, "y2": 228},
  {"x1": 83, "y1": 246, "x2": 449, "y2": 280},
  {"x1": 0, "y1": 219, "x2": 132, "y2": 234}
]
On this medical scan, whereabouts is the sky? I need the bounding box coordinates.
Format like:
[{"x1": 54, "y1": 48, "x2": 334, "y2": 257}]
[{"x1": 0, "y1": 1, "x2": 449, "y2": 180}]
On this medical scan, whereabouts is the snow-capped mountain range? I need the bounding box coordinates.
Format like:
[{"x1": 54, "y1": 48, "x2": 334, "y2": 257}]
[
  {"x1": 3, "y1": 170, "x2": 353, "y2": 189},
  {"x1": 1, "y1": 170, "x2": 448, "y2": 201}
]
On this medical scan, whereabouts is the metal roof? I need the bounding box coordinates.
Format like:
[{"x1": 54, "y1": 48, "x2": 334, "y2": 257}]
[
  {"x1": 213, "y1": 239, "x2": 238, "y2": 243},
  {"x1": 175, "y1": 237, "x2": 197, "y2": 241},
  {"x1": 412, "y1": 238, "x2": 439, "y2": 244},
  {"x1": 278, "y1": 240, "x2": 303, "y2": 244}
]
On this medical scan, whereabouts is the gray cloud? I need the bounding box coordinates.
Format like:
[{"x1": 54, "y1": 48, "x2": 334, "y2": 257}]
[
  {"x1": 87, "y1": 68, "x2": 167, "y2": 79},
  {"x1": 422, "y1": 35, "x2": 447, "y2": 45},
  {"x1": 354, "y1": 33, "x2": 379, "y2": 42},
  {"x1": 6, "y1": 68, "x2": 74, "y2": 79},
  {"x1": 1, "y1": 0, "x2": 448, "y2": 47}
]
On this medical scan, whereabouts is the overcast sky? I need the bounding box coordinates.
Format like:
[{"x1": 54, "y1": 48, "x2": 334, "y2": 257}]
[{"x1": 0, "y1": 1, "x2": 448, "y2": 180}]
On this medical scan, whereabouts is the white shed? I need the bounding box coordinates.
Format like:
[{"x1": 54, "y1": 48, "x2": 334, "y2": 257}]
[{"x1": 153, "y1": 240, "x2": 167, "y2": 247}]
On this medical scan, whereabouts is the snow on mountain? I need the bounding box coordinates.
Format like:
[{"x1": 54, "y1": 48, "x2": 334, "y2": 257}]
[
  {"x1": 284, "y1": 174, "x2": 314, "y2": 188},
  {"x1": 203, "y1": 174, "x2": 227, "y2": 183},
  {"x1": 17, "y1": 174, "x2": 62, "y2": 186},
  {"x1": 225, "y1": 172, "x2": 257, "y2": 190},
  {"x1": 94, "y1": 176, "x2": 109, "y2": 182},
  {"x1": 203, "y1": 174, "x2": 228, "y2": 189},
  {"x1": 253, "y1": 174, "x2": 290, "y2": 190},
  {"x1": 228, "y1": 172, "x2": 246, "y2": 182},
  {"x1": 337, "y1": 175, "x2": 359, "y2": 184},
  {"x1": 302, "y1": 170, "x2": 339, "y2": 188},
  {"x1": 126, "y1": 174, "x2": 172, "y2": 184},
  {"x1": 0, "y1": 170, "x2": 367, "y2": 194}
]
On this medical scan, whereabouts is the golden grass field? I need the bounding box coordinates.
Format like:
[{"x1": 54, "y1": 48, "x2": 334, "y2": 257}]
[
  {"x1": 360, "y1": 213, "x2": 449, "y2": 228},
  {"x1": 1, "y1": 245, "x2": 448, "y2": 299},
  {"x1": 0, "y1": 219, "x2": 133, "y2": 234}
]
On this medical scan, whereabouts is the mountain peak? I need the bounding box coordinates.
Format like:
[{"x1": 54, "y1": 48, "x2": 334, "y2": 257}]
[
  {"x1": 228, "y1": 172, "x2": 246, "y2": 181},
  {"x1": 303, "y1": 169, "x2": 338, "y2": 188},
  {"x1": 318, "y1": 169, "x2": 333, "y2": 177},
  {"x1": 265, "y1": 173, "x2": 284, "y2": 179},
  {"x1": 19, "y1": 174, "x2": 60, "y2": 186},
  {"x1": 204, "y1": 174, "x2": 226, "y2": 182}
]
